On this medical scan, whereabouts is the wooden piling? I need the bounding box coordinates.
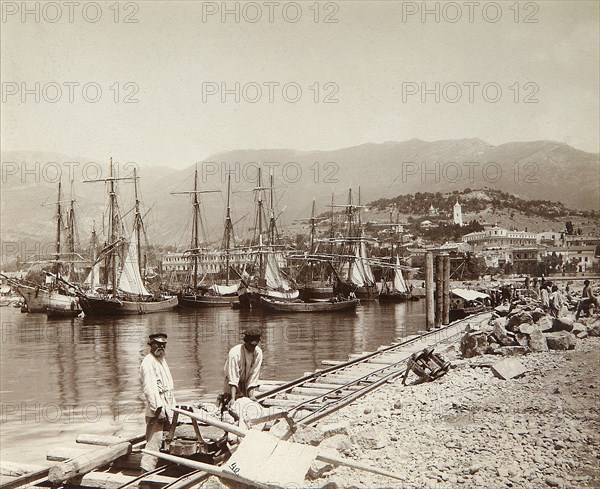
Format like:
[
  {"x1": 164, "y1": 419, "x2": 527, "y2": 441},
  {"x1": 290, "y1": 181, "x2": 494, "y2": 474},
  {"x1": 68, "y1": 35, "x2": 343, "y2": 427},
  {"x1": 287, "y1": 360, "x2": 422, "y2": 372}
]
[
  {"x1": 443, "y1": 254, "x2": 450, "y2": 325},
  {"x1": 435, "y1": 255, "x2": 443, "y2": 328},
  {"x1": 425, "y1": 252, "x2": 434, "y2": 330}
]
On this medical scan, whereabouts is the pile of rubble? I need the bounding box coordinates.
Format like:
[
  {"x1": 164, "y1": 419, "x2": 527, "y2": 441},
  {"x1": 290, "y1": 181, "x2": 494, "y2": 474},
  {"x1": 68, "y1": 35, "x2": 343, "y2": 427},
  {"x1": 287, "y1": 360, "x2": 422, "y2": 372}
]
[{"x1": 461, "y1": 297, "x2": 600, "y2": 359}]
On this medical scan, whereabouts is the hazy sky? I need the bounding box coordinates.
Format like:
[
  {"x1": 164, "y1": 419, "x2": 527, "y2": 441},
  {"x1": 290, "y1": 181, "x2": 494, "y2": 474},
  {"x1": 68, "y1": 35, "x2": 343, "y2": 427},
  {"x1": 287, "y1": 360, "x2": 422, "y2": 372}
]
[{"x1": 2, "y1": 1, "x2": 599, "y2": 169}]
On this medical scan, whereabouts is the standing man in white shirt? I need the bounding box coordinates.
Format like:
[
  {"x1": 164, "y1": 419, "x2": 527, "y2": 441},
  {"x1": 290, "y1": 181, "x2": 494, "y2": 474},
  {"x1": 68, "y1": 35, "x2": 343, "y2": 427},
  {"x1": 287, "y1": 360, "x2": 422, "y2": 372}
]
[{"x1": 140, "y1": 332, "x2": 175, "y2": 473}]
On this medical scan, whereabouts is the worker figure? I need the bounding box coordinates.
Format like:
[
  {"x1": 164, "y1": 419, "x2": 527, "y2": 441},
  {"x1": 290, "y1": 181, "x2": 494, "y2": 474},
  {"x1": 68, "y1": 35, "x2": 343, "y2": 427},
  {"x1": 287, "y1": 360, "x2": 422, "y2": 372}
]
[
  {"x1": 576, "y1": 279, "x2": 596, "y2": 319},
  {"x1": 549, "y1": 285, "x2": 563, "y2": 318},
  {"x1": 140, "y1": 332, "x2": 175, "y2": 473},
  {"x1": 224, "y1": 328, "x2": 263, "y2": 405}
]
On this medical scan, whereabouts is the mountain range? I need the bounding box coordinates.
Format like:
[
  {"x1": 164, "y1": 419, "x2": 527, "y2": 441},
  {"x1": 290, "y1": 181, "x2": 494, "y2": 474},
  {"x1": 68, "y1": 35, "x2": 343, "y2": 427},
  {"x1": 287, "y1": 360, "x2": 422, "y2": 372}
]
[{"x1": 1, "y1": 139, "x2": 598, "y2": 249}]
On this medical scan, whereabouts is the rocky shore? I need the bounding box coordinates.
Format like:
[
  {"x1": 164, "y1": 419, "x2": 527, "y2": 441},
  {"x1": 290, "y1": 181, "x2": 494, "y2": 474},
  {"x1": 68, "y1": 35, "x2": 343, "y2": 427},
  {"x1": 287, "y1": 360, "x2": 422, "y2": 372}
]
[
  {"x1": 303, "y1": 313, "x2": 600, "y2": 488},
  {"x1": 201, "y1": 307, "x2": 599, "y2": 489}
]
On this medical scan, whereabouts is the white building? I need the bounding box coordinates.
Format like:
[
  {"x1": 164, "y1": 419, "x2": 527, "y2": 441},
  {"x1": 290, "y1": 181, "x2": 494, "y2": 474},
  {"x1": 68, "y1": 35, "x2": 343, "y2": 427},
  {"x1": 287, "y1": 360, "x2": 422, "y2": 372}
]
[{"x1": 453, "y1": 200, "x2": 463, "y2": 226}]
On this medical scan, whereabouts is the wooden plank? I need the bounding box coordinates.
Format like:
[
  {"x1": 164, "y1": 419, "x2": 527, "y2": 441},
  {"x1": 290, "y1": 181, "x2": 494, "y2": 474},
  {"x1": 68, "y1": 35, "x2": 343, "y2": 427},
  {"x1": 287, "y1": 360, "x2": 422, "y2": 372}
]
[
  {"x1": 48, "y1": 442, "x2": 131, "y2": 483},
  {"x1": 48, "y1": 449, "x2": 143, "y2": 471},
  {"x1": 262, "y1": 438, "x2": 318, "y2": 484},
  {"x1": 0, "y1": 462, "x2": 47, "y2": 478},
  {"x1": 223, "y1": 431, "x2": 279, "y2": 483},
  {"x1": 0, "y1": 467, "x2": 49, "y2": 489}
]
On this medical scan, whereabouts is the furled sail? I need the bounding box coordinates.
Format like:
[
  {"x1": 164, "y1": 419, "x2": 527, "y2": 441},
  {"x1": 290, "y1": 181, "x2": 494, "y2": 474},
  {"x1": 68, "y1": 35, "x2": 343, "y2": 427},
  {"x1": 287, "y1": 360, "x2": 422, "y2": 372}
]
[{"x1": 118, "y1": 229, "x2": 151, "y2": 296}]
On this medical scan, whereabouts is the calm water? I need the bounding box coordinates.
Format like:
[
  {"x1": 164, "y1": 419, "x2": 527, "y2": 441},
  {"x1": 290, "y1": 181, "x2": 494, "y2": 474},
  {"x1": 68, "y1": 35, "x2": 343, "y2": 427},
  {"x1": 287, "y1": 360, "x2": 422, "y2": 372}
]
[{"x1": 0, "y1": 301, "x2": 424, "y2": 464}]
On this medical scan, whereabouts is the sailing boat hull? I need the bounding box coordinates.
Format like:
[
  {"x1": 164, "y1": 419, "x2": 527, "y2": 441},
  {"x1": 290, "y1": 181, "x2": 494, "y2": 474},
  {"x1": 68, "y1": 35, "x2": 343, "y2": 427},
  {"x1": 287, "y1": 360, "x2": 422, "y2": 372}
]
[
  {"x1": 79, "y1": 295, "x2": 178, "y2": 316},
  {"x1": 334, "y1": 282, "x2": 378, "y2": 301},
  {"x1": 378, "y1": 292, "x2": 416, "y2": 302},
  {"x1": 260, "y1": 296, "x2": 360, "y2": 313},
  {"x1": 238, "y1": 285, "x2": 300, "y2": 309},
  {"x1": 299, "y1": 284, "x2": 334, "y2": 300},
  {"x1": 179, "y1": 294, "x2": 239, "y2": 308},
  {"x1": 16, "y1": 284, "x2": 81, "y2": 314}
]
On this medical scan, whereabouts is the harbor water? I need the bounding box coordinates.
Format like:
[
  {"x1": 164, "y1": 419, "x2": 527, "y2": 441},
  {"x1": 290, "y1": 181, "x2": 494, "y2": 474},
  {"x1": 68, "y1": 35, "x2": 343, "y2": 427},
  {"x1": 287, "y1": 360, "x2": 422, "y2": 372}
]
[{"x1": 0, "y1": 300, "x2": 424, "y2": 464}]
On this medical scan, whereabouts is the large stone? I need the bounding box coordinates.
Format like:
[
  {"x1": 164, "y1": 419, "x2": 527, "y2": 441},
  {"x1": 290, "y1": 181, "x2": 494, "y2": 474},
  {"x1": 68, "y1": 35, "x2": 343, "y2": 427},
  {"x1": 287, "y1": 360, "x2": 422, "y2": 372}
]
[
  {"x1": 498, "y1": 346, "x2": 530, "y2": 356},
  {"x1": 494, "y1": 304, "x2": 510, "y2": 317},
  {"x1": 320, "y1": 434, "x2": 353, "y2": 455},
  {"x1": 291, "y1": 423, "x2": 326, "y2": 446},
  {"x1": 518, "y1": 323, "x2": 540, "y2": 335},
  {"x1": 545, "y1": 331, "x2": 577, "y2": 350},
  {"x1": 528, "y1": 330, "x2": 549, "y2": 352},
  {"x1": 507, "y1": 312, "x2": 533, "y2": 332},
  {"x1": 587, "y1": 317, "x2": 600, "y2": 337},
  {"x1": 551, "y1": 316, "x2": 574, "y2": 332},
  {"x1": 571, "y1": 322, "x2": 588, "y2": 335},
  {"x1": 491, "y1": 320, "x2": 515, "y2": 346},
  {"x1": 531, "y1": 308, "x2": 546, "y2": 322},
  {"x1": 537, "y1": 316, "x2": 554, "y2": 332},
  {"x1": 460, "y1": 331, "x2": 489, "y2": 358},
  {"x1": 491, "y1": 358, "x2": 528, "y2": 380},
  {"x1": 351, "y1": 425, "x2": 387, "y2": 450}
]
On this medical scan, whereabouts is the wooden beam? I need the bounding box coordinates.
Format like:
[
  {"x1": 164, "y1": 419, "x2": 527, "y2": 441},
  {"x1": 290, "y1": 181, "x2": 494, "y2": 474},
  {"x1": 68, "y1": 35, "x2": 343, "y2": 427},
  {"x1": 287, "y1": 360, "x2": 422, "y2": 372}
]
[
  {"x1": 425, "y1": 252, "x2": 435, "y2": 330},
  {"x1": 76, "y1": 434, "x2": 145, "y2": 446},
  {"x1": 48, "y1": 442, "x2": 131, "y2": 484}
]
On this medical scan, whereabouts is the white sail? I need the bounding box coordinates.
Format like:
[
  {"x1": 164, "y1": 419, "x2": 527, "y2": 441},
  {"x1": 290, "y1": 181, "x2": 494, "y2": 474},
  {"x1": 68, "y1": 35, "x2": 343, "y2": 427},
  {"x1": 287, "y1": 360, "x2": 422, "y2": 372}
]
[
  {"x1": 84, "y1": 263, "x2": 101, "y2": 294},
  {"x1": 360, "y1": 241, "x2": 375, "y2": 283},
  {"x1": 211, "y1": 283, "x2": 239, "y2": 295},
  {"x1": 265, "y1": 250, "x2": 292, "y2": 290},
  {"x1": 350, "y1": 245, "x2": 366, "y2": 287},
  {"x1": 118, "y1": 228, "x2": 151, "y2": 296},
  {"x1": 393, "y1": 256, "x2": 409, "y2": 293}
]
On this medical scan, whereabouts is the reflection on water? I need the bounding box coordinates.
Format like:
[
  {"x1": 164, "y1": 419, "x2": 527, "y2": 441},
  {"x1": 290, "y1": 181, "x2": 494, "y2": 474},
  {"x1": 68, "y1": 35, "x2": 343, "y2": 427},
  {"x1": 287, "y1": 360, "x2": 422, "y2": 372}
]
[{"x1": 0, "y1": 301, "x2": 424, "y2": 463}]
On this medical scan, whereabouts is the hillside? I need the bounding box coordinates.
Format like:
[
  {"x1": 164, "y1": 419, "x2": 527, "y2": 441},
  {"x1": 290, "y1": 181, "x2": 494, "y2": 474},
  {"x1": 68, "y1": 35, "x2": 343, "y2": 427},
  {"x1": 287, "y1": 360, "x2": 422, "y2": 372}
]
[
  {"x1": 1, "y1": 139, "x2": 598, "y2": 249},
  {"x1": 370, "y1": 189, "x2": 598, "y2": 220}
]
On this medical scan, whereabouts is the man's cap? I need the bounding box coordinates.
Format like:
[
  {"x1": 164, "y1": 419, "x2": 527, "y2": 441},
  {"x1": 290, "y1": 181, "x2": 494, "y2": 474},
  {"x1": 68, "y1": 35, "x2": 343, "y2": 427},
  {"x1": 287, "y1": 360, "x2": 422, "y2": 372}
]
[
  {"x1": 148, "y1": 332, "x2": 168, "y2": 344},
  {"x1": 243, "y1": 328, "x2": 262, "y2": 341}
]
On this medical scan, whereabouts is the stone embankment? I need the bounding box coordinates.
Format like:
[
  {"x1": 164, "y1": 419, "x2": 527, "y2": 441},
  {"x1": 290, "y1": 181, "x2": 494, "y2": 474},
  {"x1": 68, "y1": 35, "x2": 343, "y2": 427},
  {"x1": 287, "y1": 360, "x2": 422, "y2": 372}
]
[{"x1": 202, "y1": 304, "x2": 600, "y2": 489}]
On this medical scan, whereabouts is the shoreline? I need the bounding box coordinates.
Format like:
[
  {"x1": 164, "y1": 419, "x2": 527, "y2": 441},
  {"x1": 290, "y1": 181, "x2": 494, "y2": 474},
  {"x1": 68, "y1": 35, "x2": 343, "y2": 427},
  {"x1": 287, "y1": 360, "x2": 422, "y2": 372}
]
[{"x1": 307, "y1": 336, "x2": 600, "y2": 488}]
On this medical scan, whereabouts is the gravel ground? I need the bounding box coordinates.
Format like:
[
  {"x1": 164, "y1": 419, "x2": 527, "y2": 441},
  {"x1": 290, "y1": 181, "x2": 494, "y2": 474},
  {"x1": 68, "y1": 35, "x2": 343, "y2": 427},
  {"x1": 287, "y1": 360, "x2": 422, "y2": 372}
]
[{"x1": 308, "y1": 335, "x2": 600, "y2": 488}]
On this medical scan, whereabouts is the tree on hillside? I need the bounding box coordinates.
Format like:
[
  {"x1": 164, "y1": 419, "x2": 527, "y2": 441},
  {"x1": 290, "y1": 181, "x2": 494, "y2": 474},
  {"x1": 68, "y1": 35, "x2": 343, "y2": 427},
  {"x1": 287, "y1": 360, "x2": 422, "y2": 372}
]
[{"x1": 565, "y1": 220, "x2": 574, "y2": 235}]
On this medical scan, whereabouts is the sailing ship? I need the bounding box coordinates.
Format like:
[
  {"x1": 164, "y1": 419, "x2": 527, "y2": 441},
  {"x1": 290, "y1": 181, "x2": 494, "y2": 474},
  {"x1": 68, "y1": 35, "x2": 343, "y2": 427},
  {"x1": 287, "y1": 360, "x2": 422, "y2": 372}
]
[
  {"x1": 331, "y1": 189, "x2": 378, "y2": 300},
  {"x1": 295, "y1": 199, "x2": 335, "y2": 300},
  {"x1": 378, "y1": 256, "x2": 418, "y2": 302},
  {"x1": 174, "y1": 171, "x2": 240, "y2": 307},
  {"x1": 6, "y1": 181, "x2": 82, "y2": 315},
  {"x1": 237, "y1": 169, "x2": 299, "y2": 309},
  {"x1": 76, "y1": 161, "x2": 178, "y2": 316}
]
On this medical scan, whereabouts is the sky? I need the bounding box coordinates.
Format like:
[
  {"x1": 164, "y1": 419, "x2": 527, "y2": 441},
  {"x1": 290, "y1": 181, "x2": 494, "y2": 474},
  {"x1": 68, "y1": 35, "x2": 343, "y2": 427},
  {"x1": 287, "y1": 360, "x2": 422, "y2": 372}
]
[{"x1": 2, "y1": 1, "x2": 599, "y2": 169}]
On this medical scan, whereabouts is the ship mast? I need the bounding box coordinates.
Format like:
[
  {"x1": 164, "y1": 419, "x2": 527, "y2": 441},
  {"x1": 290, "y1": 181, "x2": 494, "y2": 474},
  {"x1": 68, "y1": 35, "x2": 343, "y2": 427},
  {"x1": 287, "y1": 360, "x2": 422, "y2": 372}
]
[
  {"x1": 171, "y1": 165, "x2": 220, "y2": 291},
  {"x1": 223, "y1": 174, "x2": 233, "y2": 286},
  {"x1": 54, "y1": 180, "x2": 62, "y2": 277},
  {"x1": 66, "y1": 179, "x2": 77, "y2": 279}
]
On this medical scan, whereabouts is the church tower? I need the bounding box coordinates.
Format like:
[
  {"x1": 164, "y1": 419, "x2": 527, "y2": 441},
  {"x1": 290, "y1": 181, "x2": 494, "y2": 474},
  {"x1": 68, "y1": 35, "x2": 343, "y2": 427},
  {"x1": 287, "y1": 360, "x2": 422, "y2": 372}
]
[{"x1": 453, "y1": 200, "x2": 463, "y2": 226}]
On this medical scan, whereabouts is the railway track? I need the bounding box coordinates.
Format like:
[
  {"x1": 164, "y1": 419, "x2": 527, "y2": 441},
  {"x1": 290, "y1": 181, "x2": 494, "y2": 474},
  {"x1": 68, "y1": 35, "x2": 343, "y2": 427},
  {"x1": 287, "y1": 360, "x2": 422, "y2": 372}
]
[{"x1": 256, "y1": 311, "x2": 492, "y2": 425}]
